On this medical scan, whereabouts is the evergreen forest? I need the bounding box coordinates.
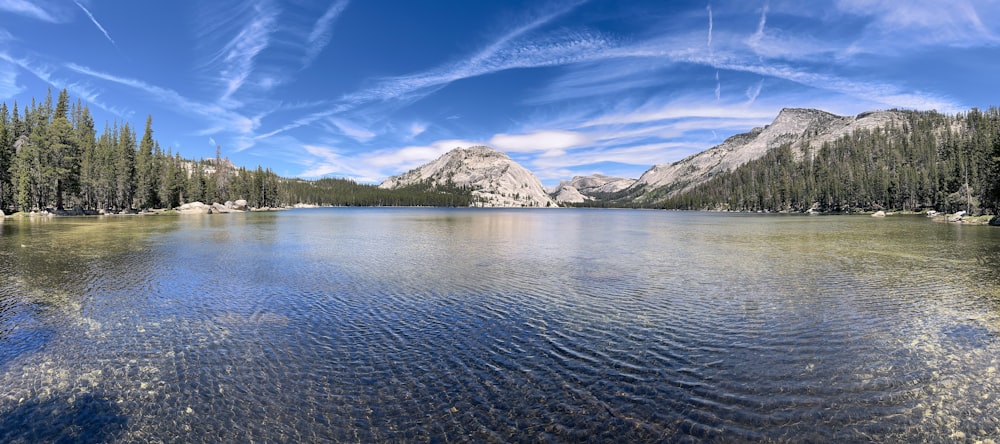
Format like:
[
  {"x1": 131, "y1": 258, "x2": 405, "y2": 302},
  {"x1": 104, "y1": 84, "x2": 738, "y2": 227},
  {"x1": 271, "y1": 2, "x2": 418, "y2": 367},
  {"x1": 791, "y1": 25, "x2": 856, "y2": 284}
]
[
  {"x1": 0, "y1": 90, "x2": 470, "y2": 214},
  {"x1": 653, "y1": 109, "x2": 1000, "y2": 214}
]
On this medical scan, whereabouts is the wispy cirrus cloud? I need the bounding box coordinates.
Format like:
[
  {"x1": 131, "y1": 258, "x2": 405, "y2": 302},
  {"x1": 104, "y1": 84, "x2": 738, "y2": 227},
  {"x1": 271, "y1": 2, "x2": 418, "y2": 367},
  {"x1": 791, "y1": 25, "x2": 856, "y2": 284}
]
[
  {"x1": 835, "y1": 0, "x2": 999, "y2": 47},
  {"x1": 341, "y1": 1, "x2": 595, "y2": 105},
  {"x1": 747, "y1": 1, "x2": 769, "y2": 53},
  {"x1": 212, "y1": 1, "x2": 279, "y2": 102},
  {"x1": 301, "y1": 144, "x2": 374, "y2": 181},
  {"x1": 0, "y1": 63, "x2": 23, "y2": 98},
  {"x1": 706, "y1": 4, "x2": 714, "y2": 49},
  {"x1": 489, "y1": 130, "x2": 590, "y2": 156},
  {"x1": 258, "y1": 1, "x2": 596, "y2": 141},
  {"x1": 73, "y1": 1, "x2": 116, "y2": 48},
  {"x1": 66, "y1": 62, "x2": 259, "y2": 136},
  {"x1": 407, "y1": 122, "x2": 427, "y2": 140},
  {"x1": 303, "y1": 0, "x2": 349, "y2": 69},
  {"x1": 706, "y1": 55, "x2": 960, "y2": 111},
  {"x1": 363, "y1": 139, "x2": 479, "y2": 172},
  {"x1": 254, "y1": 107, "x2": 344, "y2": 140},
  {"x1": 0, "y1": 0, "x2": 58, "y2": 22},
  {"x1": 329, "y1": 117, "x2": 375, "y2": 142},
  {"x1": 745, "y1": 78, "x2": 763, "y2": 104},
  {"x1": 0, "y1": 53, "x2": 126, "y2": 115}
]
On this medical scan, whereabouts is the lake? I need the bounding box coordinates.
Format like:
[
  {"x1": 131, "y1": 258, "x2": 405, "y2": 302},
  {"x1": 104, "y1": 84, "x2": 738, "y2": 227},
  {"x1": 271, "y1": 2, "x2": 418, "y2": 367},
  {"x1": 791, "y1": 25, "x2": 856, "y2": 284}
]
[{"x1": 1, "y1": 208, "x2": 999, "y2": 442}]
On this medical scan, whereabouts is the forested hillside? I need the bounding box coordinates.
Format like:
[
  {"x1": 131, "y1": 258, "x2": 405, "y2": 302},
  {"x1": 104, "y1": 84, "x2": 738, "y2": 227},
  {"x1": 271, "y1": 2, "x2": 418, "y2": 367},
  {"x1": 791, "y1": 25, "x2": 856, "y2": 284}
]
[
  {"x1": 280, "y1": 177, "x2": 471, "y2": 207},
  {"x1": 0, "y1": 90, "x2": 469, "y2": 214},
  {"x1": 658, "y1": 109, "x2": 1000, "y2": 214}
]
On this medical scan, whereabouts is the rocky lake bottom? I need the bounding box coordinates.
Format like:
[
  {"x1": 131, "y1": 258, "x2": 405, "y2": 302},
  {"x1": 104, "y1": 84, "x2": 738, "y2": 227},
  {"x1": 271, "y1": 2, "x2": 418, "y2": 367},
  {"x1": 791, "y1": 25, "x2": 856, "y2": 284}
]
[{"x1": 1, "y1": 208, "x2": 1000, "y2": 442}]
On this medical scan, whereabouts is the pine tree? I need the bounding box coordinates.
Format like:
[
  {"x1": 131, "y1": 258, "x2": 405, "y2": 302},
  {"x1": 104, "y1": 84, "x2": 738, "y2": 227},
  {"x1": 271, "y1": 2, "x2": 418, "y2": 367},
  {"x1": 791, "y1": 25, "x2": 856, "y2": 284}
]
[
  {"x1": 0, "y1": 103, "x2": 11, "y2": 213},
  {"x1": 48, "y1": 89, "x2": 79, "y2": 209},
  {"x1": 135, "y1": 115, "x2": 159, "y2": 209},
  {"x1": 115, "y1": 123, "x2": 136, "y2": 210},
  {"x1": 75, "y1": 103, "x2": 98, "y2": 209}
]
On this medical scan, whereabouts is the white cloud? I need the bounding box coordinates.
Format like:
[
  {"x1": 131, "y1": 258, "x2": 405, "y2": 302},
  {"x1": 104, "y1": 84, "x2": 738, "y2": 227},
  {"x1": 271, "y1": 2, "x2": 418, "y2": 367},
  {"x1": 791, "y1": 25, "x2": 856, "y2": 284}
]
[
  {"x1": 408, "y1": 122, "x2": 427, "y2": 139},
  {"x1": 330, "y1": 118, "x2": 376, "y2": 142},
  {"x1": 0, "y1": 63, "x2": 23, "y2": 98},
  {"x1": 714, "y1": 71, "x2": 721, "y2": 100},
  {"x1": 747, "y1": 0, "x2": 769, "y2": 52},
  {"x1": 364, "y1": 139, "x2": 479, "y2": 171},
  {"x1": 745, "y1": 78, "x2": 763, "y2": 104},
  {"x1": 341, "y1": 1, "x2": 598, "y2": 105},
  {"x1": 0, "y1": 54, "x2": 127, "y2": 115},
  {"x1": 0, "y1": 0, "x2": 58, "y2": 22},
  {"x1": 300, "y1": 144, "x2": 356, "y2": 178},
  {"x1": 529, "y1": 141, "x2": 700, "y2": 173},
  {"x1": 65, "y1": 62, "x2": 262, "y2": 138},
  {"x1": 215, "y1": 2, "x2": 278, "y2": 102},
  {"x1": 581, "y1": 100, "x2": 776, "y2": 128},
  {"x1": 73, "y1": 1, "x2": 116, "y2": 48},
  {"x1": 304, "y1": 0, "x2": 349, "y2": 68},
  {"x1": 489, "y1": 130, "x2": 590, "y2": 153},
  {"x1": 706, "y1": 4, "x2": 714, "y2": 49},
  {"x1": 835, "y1": 0, "x2": 1000, "y2": 46}
]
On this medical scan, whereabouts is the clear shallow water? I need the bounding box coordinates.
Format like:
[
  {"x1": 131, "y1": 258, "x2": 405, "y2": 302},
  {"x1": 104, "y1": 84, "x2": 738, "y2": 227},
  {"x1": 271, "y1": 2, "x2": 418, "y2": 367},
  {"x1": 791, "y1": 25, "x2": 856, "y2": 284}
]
[{"x1": 1, "y1": 208, "x2": 1000, "y2": 442}]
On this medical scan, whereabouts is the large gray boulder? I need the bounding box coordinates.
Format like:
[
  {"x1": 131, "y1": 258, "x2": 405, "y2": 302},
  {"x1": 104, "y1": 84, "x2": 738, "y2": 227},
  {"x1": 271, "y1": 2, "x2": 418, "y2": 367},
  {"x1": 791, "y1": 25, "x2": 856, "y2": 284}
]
[{"x1": 177, "y1": 202, "x2": 210, "y2": 214}]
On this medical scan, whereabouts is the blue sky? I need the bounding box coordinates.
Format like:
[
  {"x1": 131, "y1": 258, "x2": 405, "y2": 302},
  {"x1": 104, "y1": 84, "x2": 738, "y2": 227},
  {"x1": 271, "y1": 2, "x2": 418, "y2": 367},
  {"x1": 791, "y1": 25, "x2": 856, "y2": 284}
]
[{"x1": 1, "y1": 0, "x2": 998, "y2": 185}]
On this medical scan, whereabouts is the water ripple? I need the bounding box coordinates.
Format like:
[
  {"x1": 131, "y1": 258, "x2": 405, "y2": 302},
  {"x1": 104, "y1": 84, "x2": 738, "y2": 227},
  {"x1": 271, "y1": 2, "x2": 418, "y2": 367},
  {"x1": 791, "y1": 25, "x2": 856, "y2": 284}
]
[{"x1": 1, "y1": 210, "x2": 1000, "y2": 441}]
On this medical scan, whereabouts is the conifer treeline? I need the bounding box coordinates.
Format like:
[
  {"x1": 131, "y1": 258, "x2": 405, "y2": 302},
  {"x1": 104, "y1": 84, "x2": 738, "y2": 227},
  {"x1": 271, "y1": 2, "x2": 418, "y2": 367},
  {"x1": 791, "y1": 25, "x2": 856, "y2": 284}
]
[
  {"x1": 0, "y1": 89, "x2": 283, "y2": 213},
  {"x1": 658, "y1": 109, "x2": 1000, "y2": 214},
  {"x1": 280, "y1": 178, "x2": 471, "y2": 207},
  {"x1": 0, "y1": 89, "x2": 470, "y2": 214}
]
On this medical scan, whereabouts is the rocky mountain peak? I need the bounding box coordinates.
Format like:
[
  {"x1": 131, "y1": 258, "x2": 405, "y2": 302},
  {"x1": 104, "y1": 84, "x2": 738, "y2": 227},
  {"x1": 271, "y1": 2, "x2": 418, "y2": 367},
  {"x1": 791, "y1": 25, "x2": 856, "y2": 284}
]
[
  {"x1": 628, "y1": 108, "x2": 908, "y2": 202},
  {"x1": 550, "y1": 174, "x2": 637, "y2": 203},
  {"x1": 379, "y1": 146, "x2": 557, "y2": 208}
]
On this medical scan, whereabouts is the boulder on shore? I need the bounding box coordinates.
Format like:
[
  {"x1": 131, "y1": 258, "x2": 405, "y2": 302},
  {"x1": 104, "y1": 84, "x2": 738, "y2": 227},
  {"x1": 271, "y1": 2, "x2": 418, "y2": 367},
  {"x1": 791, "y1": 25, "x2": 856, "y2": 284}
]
[
  {"x1": 222, "y1": 200, "x2": 248, "y2": 211},
  {"x1": 948, "y1": 211, "x2": 967, "y2": 222},
  {"x1": 177, "y1": 202, "x2": 211, "y2": 214}
]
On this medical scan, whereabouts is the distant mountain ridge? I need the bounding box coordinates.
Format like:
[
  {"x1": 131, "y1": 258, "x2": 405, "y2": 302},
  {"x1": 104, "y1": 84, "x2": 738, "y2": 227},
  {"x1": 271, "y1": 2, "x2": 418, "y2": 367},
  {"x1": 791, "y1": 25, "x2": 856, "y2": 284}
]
[
  {"x1": 376, "y1": 107, "x2": 1000, "y2": 214},
  {"x1": 624, "y1": 108, "x2": 912, "y2": 202}
]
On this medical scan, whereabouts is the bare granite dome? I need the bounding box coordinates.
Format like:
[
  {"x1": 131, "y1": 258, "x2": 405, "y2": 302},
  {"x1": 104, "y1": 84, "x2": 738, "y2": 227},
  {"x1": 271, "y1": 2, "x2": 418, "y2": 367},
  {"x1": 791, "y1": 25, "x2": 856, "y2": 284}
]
[{"x1": 379, "y1": 146, "x2": 558, "y2": 208}]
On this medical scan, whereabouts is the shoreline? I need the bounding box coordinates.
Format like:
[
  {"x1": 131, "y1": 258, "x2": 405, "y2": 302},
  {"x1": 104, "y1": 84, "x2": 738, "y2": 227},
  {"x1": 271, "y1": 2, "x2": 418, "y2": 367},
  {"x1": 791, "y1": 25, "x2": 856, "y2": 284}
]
[
  {"x1": 1, "y1": 202, "x2": 290, "y2": 219},
  {"x1": 3, "y1": 205, "x2": 997, "y2": 226}
]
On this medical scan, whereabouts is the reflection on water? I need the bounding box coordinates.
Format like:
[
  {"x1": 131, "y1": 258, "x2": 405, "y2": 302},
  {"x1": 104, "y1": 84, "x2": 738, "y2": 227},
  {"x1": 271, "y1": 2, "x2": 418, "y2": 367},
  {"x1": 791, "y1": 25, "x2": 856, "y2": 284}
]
[{"x1": 1, "y1": 209, "x2": 1000, "y2": 441}]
